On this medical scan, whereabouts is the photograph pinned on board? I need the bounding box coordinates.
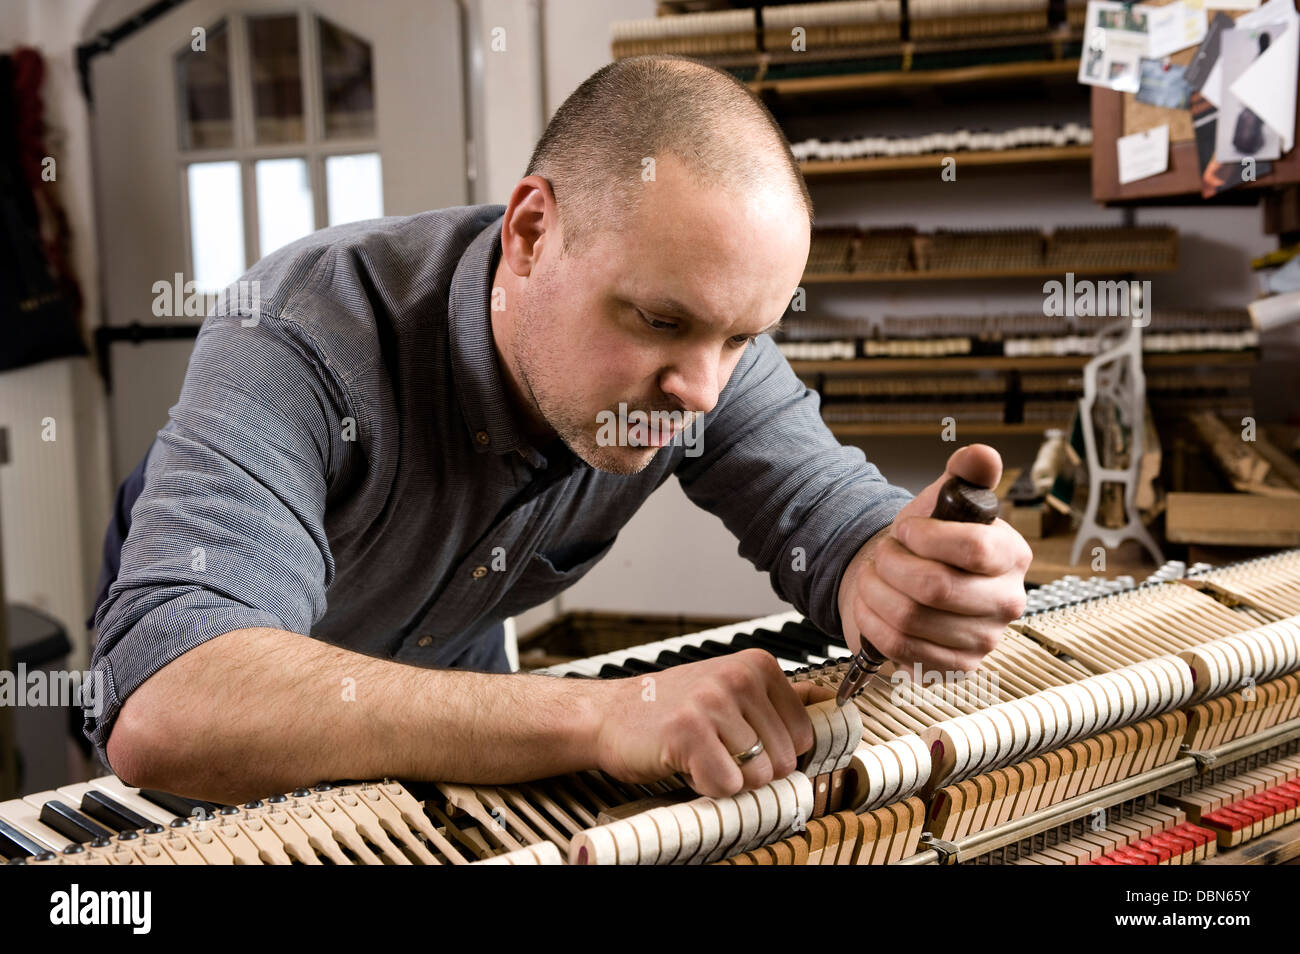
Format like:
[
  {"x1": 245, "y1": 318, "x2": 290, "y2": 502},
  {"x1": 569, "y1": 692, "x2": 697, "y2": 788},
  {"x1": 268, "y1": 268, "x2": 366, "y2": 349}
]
[
  {"x1": 1098, "y1": 4, "x2": 1150, "y2": 31},
  {"x1": 1136, "y1": 58, "x2": 1193, "y2": 109},
  {"x1": 1079, "y1": 0, "x2": 1151, "y2": 91}
]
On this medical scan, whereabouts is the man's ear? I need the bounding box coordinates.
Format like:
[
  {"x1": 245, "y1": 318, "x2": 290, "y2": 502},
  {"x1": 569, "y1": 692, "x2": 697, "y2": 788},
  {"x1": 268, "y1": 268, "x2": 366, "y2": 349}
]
[{"x1": 500, "y1": 175, "x2": 557, "y2": 278}]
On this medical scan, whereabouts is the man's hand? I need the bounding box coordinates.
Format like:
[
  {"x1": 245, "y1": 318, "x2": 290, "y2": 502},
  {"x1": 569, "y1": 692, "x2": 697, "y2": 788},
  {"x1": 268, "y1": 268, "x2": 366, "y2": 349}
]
[
  {"x1": 837, "y1": 444, "x2": 1032, "y2": 674},
  {"x1": 592, "y1": 651, "x2": 835, "y2": 799}
]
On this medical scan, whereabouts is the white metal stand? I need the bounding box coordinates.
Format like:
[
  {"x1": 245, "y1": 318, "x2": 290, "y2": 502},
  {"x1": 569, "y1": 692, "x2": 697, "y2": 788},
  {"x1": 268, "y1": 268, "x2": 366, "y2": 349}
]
[{"x1": 1070, "y1": 317, "x2": 1164, "y2": 567}]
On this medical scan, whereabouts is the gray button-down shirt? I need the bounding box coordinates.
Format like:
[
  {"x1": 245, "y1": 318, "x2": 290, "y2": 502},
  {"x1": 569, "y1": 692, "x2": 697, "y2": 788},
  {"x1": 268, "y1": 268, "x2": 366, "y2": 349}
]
[{"x1": 86, "y1": 203, "x2": 913, "y2": 769}]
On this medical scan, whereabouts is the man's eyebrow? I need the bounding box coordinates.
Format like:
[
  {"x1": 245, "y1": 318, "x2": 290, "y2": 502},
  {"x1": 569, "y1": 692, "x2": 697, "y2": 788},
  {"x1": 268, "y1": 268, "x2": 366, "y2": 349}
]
[
  {"x1": 640, "y1": 297, "x2": 783, "y2": 337},
  {"x1": 641, "y1": 296, "x2": 702, "y2": 321}
]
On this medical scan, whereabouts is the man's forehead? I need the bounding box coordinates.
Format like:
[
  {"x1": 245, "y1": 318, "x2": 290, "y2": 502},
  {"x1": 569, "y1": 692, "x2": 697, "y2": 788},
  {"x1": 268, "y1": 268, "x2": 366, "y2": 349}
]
[{"x1": 590, "y1": 199, "x2": 805, "y2": 331}]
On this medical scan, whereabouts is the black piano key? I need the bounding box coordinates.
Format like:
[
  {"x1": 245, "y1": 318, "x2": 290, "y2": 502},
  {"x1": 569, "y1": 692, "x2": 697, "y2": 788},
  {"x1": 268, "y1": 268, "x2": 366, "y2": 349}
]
[
  {"x1": 699, "y1": 639, "x2": 742, "y2": 658},
  {"x1": 621, "y1": 658, "x2": 664, "y2": 675},
  {"x1": 0, "y1": 817, "x2": 48, "y2": 859},
  {"x1": 79, "y1": 789, "x2": 159, "y2": 834},
  {"x1": 752, "y1": 630, "x2": 819, "y2": 661},
  {"x1": 39, "y1": 800, "x2": 117, "y2": 844},
  {"x1": 675, "y1": 645, "x2": 713, "y2": 663},
  {"x1": 728, "y1": 632, "x2": 786, "y2": 657},
  {"x1": 796, "y1": 618, "x2": 846, "y2": 648},
  {"x1": 654, "y1": 649, "x2": 693, "y2": 668},
  {"x1": 748, "y1": 626, "x2": 802, "y2": 649},
  {"x1": 772, "y1": 623, "x2": 833, "y2": 655},
  {"x1": 139, "y1": 789, "x2": 223, "y2": 820},
  {"x1": 732, "y1": 633, "x2": 812, "y2": 664},
  {"x1": 598, "y1": 663, "x2": 635, "y2": 679}
]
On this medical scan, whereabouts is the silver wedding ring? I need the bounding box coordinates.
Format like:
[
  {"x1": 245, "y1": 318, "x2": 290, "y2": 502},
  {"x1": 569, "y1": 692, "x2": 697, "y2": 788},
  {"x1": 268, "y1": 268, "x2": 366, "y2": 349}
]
[{"x1": 733, "y1": 739, "x2": 764, "y2": 765}]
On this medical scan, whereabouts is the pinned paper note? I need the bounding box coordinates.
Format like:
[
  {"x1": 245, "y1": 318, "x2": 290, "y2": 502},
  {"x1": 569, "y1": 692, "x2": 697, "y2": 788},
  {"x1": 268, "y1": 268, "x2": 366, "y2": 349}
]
[
  {"x1": 1229, "y1": 0, "x2": 1299, "y2": 152},
  {"x1": 1202, "y1": 58, "x2": 1225, "y2": 107},
  {"x1": 1118, "y1": 124, "x2": 1171, "y2": 184},
  {"x1": 1143, "y1": 1, "x2": 1209, "y2": 58},
  {"x1": 1218, "y1": 22, "x2": 1288, "y2": 160}
]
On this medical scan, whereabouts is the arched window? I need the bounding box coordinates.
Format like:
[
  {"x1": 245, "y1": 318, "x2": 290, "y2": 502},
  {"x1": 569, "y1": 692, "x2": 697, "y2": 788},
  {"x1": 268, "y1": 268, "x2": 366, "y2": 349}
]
[{"x1": 175, "y1": 12, "x2": 383, "y2": 291}]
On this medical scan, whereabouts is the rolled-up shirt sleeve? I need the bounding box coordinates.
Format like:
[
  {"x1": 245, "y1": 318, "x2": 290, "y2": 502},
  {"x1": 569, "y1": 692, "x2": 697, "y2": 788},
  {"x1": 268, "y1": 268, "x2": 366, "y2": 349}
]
[
  {"x1": 85, "y1": 312, "x2": 349, "y2": 768},
  {"x1": 676, "y1": 334, "x2": 914, "y2": 637}
]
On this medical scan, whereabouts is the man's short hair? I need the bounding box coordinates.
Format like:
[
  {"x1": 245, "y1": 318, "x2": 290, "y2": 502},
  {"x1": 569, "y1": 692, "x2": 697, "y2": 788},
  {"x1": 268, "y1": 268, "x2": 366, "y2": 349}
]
[{"x1": 524, "y1": 54, "x2": 814, "y2": 255}]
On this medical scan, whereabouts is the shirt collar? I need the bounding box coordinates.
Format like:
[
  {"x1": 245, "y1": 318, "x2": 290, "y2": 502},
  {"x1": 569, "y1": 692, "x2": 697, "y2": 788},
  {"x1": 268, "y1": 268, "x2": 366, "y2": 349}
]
[{"x1": 447, "y1": 206, "x2": 550, "y2": 469}]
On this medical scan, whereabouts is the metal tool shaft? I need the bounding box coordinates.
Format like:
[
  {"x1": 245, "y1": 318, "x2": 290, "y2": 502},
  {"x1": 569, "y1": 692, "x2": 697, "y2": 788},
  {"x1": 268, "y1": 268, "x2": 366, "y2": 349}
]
[{"x1": 835, "y1": 475, "x2": 1000, "y2": 706}]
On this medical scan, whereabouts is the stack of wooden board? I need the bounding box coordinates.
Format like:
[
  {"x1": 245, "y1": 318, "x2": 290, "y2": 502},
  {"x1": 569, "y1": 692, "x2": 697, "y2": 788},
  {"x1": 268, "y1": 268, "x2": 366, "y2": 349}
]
[{"x1": 1168, "y1": 415, "x2": 1300, "y2": 547}]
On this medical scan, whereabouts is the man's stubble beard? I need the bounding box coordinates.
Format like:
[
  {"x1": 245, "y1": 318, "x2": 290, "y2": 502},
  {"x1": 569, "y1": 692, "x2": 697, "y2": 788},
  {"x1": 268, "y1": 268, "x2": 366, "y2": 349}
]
[{"x1": 512, "y1": 289, "x2": 657, "y2": 477}]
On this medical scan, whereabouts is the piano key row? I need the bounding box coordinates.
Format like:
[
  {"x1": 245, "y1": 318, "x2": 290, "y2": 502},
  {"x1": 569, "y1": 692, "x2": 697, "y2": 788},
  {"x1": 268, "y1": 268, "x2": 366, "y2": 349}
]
[
  {"x1": 535, "y1": 612, "x2": 853, "y2": 679},
  {"x1": 1, "y1": 776, "x2": 215, "y2": 863},
  {"x1": 0, "y1": 776, "x2": 483, "y2": 865}
]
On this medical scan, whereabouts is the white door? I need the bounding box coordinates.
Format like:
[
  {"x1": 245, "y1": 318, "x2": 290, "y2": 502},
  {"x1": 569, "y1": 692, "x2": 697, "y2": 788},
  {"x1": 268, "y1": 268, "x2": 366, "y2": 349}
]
[{"x1": 84, "y1": 0, "x2": 467, "y2": 482}]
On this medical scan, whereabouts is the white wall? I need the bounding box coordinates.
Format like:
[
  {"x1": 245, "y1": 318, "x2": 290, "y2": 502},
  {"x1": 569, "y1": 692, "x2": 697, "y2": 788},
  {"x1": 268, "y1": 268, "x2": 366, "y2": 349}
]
[
  {"x1": 475, "y1": 0, "x2": 546, "y2": 203},
  {"x1": 1, "y1": 0, "x2": 112, "y2": 666}
]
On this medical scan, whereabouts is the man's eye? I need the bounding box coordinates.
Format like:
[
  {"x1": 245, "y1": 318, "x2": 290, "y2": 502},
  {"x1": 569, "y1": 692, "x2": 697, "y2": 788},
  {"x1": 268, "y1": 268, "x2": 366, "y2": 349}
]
[
  {"x1": 729, "y1": 335, "x2": 754, "y2": 347},
  {"x1": 639, "y1": 310, "x2": 677, "y2": 331}
]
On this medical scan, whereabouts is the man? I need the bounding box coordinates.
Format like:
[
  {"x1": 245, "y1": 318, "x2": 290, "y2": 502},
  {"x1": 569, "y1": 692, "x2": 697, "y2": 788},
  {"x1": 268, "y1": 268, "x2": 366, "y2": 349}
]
[{"x1": 89, "y1": 55, "x2": 1030, "y2": 805}]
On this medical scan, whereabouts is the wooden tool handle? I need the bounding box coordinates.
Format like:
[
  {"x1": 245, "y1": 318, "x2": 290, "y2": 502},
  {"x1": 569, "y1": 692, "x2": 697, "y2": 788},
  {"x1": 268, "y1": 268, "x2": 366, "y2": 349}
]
[{"x1": 930, "y1": 475, "x2": 999, "y2": 526}]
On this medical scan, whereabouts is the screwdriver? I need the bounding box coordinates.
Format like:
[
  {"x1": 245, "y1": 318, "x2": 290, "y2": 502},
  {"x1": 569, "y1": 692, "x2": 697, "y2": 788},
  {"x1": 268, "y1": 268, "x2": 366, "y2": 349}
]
[{"x1": 835, "y1": 475, "x2": 1000, "y2": 707}]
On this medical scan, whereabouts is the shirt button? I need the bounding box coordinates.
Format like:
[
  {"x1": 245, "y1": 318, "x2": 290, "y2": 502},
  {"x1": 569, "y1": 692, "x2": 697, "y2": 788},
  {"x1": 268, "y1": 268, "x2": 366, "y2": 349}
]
[
  {"x1": 417, "y1": 636, "x2": 433, "y2": 647},
  {"x1": 475, "y1": 430, "x2": 490, "y2": 445},
  {"x1": 472, "y1": 565, "x2": 488, "y2": 579}
]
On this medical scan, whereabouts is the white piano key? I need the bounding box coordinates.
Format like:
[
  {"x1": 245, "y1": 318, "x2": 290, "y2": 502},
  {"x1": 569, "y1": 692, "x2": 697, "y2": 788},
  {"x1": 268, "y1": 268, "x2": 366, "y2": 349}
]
[
  {"x1": 0, "y1": 798, "x2": 75, "y2": 853},
  {"x1": 557, "y1": 658, "x2": 602, "y2": 677}
]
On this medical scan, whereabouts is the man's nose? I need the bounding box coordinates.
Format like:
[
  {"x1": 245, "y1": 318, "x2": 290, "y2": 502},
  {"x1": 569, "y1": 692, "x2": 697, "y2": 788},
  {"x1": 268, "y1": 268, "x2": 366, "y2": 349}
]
[{"x1": 658, "y1": 347, "x2": 722, "y2": 415}]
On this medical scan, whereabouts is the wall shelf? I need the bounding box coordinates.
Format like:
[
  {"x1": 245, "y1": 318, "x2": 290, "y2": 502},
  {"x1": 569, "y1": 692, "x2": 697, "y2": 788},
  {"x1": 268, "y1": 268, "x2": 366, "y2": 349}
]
[
  {"x1": 829, "y1": 421, "x2": 1062, "y2": 437},
  {"x1": 799, "y1": 144, "x2": 1092, "y2": 178},
  {"x1": 667, "y1": 28, "x2": 1085, "y2": 74},
  {"x1": 789, "y1": 351, "x2": 1259, "y2": 375},
  {"x1": 756, "y1": 58, "x2": 1082, "y2": 96},
  {"x1": 802, "y1": 260, "x2": 1177, "y2": 283}
]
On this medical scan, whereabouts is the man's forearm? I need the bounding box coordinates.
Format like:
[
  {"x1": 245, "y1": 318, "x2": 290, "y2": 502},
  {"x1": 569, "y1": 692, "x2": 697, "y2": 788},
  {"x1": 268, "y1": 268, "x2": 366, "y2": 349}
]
[{"x1": 107, "y1": 626, "x2": 612, "y2": 804}]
